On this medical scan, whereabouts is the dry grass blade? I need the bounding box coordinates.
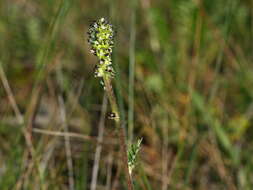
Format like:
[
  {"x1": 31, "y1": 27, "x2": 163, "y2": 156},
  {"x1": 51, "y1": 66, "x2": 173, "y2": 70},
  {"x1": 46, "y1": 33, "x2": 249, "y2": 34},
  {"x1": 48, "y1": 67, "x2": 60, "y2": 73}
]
[
  {"x1": 90, "y1": 94, "x2": 107, "y2": 190},
  {"x1": 58, "y1": 95, "x2": 75, "y2": 190}
]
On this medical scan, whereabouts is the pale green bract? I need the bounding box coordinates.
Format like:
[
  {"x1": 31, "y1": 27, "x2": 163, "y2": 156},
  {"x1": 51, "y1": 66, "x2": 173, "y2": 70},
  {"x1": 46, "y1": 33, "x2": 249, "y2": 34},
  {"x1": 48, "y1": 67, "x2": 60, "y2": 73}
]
[{"x1": 128, "y1": 138, "x2": 142, "y2": 175}]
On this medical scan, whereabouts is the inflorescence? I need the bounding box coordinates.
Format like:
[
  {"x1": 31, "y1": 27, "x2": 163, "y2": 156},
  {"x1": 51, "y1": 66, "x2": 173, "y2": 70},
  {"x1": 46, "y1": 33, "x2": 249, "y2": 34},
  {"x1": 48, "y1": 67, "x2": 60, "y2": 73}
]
[{"x1": 87, "y1": 18, "x2": 115, "y2": 79}]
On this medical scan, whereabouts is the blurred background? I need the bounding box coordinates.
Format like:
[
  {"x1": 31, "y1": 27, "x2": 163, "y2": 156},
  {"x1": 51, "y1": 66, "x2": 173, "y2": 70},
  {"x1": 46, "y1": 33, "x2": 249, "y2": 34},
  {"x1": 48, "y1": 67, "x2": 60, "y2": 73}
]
[{"x1": 1, "y1": 0, "x2": 253, "y2": 189}]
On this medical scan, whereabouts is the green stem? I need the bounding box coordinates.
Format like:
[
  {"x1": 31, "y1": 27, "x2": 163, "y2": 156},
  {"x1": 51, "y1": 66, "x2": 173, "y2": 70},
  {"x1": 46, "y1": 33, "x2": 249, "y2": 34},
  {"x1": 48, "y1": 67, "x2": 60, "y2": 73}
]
[{"x1": 103, "y1": 75, "x2": 134, "y2": 190}]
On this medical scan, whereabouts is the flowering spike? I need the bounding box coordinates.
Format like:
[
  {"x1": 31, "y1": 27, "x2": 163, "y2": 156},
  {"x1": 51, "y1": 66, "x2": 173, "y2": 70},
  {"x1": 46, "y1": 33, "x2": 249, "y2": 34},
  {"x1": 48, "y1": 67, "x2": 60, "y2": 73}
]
[{"x1": 87, "y1": 18, "x2": 115, "y2": 80}]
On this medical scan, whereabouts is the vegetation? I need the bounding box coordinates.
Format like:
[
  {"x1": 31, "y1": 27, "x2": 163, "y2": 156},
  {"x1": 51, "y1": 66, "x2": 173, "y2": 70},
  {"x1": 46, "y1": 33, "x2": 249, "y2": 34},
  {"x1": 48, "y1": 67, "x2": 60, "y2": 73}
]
[{"x1": 0, "y1": 0, "x2": 253, "y2": 189}]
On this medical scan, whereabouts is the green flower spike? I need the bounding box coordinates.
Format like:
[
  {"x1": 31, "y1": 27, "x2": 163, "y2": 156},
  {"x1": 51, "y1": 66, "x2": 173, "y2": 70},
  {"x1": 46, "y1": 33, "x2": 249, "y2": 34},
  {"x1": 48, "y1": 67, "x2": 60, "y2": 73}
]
[{"x1": 87, "y1": 18, "x2": 115, "y2": 79}]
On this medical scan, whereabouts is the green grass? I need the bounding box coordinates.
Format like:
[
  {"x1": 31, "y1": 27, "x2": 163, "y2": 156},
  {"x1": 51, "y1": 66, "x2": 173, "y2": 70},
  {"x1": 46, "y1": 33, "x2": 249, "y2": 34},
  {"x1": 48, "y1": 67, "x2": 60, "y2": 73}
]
[{"x1": 0, "y1": 0, "x2": 253, "y2": 189}]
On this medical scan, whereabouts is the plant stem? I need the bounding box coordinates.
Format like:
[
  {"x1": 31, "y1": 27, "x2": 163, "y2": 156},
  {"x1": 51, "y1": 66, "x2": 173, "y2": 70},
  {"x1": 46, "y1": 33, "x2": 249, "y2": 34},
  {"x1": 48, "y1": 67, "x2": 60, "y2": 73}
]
[{"x1": 103, "y1": 75, "x2": 134, "y2": 190}]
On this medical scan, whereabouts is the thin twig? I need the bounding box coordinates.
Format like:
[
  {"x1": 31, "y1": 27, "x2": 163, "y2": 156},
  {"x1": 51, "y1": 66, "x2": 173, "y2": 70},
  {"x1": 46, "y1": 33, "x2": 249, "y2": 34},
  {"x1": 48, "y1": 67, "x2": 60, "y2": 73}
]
[
  {"x1": 32, "y1": 128, "x2": 117, "y2": 145},
  {"x1": 33, "y1": 128, "x2": 93, "y2": 141}
]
